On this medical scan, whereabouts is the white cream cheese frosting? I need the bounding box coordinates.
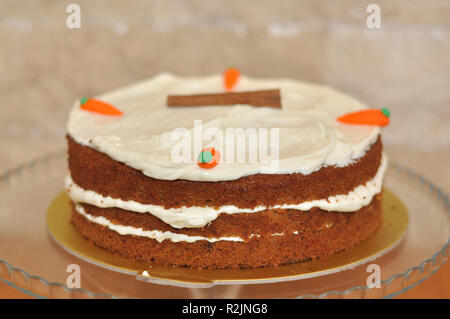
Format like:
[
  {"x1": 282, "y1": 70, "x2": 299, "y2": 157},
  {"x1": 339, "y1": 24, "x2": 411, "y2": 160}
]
[
  {"x1": 75, "y1": 204, "x2": 304, "y2": 243},
  {"x1": 66, "y1": 153, "x2": 387, "y2": 229},
  {"x1": 74, "y1": 204, "x2": 244, "y2": 243},
  {"x1": 67, "y1": 73, "x2": 380, "y2": 182}
]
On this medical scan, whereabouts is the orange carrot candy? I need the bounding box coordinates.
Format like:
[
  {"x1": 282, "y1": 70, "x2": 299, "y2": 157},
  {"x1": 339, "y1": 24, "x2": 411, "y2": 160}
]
[
  {"x1": 197, "y1": 147, "x2": 221, "y2": 169},
  {"x1": 223, "y1": 67, "x2": 240, "y2": 91},
  {"x1": 337, "y1": 107, "x2": 390, "y2": 127},
  {"x1": 80, "y1": 97, "x2": 123, "y2": 116}
]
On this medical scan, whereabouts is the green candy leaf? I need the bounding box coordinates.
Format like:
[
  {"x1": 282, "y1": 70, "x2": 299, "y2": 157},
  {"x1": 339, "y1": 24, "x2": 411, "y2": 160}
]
[
  {"x1": 381, "y1": 107, "x2": 390, "y2": 118},
  {"x1": 198, "y1": 151, "x2": 213, "y2": 163},
  {"x1": 80, "y1": 97, "x2": 89, "y2": 105}
]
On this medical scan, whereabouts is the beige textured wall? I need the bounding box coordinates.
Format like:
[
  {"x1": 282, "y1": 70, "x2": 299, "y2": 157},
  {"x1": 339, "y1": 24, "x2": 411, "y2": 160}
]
[{"x1": 1, "y1": 0, "x2": 449, "y2": 189}]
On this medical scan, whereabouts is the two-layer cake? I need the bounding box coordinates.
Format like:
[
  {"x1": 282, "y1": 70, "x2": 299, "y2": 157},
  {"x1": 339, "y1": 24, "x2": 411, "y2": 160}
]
[{"x1": 66, "y1": 73, "x2": 387, "y2": 269}]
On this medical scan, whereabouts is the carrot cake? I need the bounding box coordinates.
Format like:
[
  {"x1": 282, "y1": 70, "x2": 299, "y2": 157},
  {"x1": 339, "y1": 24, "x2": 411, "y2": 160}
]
[{"x1": 65, "y1": 73, "x2": 388, "y2": 269}]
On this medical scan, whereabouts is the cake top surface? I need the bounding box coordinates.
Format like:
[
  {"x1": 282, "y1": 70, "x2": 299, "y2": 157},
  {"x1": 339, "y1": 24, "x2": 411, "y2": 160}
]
[{"x1": 67, "y1": 73, "x2": 380, "y2": 181}]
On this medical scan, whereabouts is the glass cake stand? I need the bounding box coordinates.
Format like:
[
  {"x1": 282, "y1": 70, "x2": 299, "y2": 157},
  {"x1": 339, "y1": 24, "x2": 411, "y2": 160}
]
[{"x1": 0, "y1": 151, "x2": 448, "y2": 299}]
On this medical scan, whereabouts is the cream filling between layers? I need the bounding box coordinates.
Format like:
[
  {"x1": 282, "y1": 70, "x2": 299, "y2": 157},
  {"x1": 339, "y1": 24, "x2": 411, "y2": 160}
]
[
  {"x1": 74, "y1": 204, "x2": 244, "y2": 243},
  {"x1": 67, "y1": 154, "x2": 388, "y2": 229},
  {"x1": 75, "y1": 204, "x2": 302, "y2": 243}
]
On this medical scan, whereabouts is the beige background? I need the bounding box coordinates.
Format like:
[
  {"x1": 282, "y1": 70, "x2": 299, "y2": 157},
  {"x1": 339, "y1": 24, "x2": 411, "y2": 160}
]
[{"x1": 0, "y1": 0, "x2": 449, "y2": 298}]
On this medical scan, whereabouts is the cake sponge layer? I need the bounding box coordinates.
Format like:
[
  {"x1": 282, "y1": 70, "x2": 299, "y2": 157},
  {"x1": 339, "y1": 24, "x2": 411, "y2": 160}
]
[
  {"x1": 70, "y1": 194, "x2": 382, "y2": 269},
  {"x1": 67, "y1": 135, "x2": 382, "y2": 210}
]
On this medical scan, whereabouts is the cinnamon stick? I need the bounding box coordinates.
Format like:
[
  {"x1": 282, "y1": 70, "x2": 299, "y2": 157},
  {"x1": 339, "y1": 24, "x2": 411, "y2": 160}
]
[{"x1": 167, "y1": 89, "x2": 281, "y2": 109}]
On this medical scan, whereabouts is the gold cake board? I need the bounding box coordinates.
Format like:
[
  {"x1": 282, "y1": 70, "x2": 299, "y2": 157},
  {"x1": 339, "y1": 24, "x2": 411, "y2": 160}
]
[{"x1": 47, "y1": 189, "x2": 408, "y2": 288}]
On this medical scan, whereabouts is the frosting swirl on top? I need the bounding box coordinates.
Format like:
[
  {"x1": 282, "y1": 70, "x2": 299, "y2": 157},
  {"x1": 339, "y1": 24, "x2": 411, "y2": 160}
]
[{"x1": 67, "y1": 73, "x2": 380, "y2": 182}]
